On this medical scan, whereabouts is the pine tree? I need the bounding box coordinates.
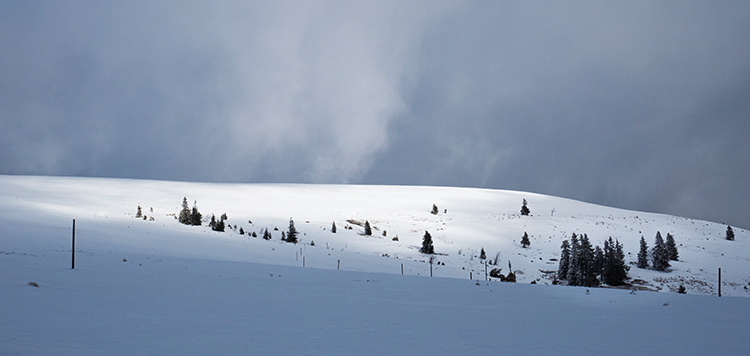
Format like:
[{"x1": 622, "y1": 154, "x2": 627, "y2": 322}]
[
  {"x1": 520, "y1": 199, "x2": 530, "y2": 216},
  {"x1": 521, "y1": 232, "x2": 530, "y2": 248},
  {"x1": 263, "y1": 228, "x2": 271, "y2": 240},
  {"x1": 480, "y1": 248, "x2": 486, "y2": 260},
  {"x1": 637, "y1": 236, "x2": 649, "y2": 268},
  {"x1": 726, "y1": 225, "x2": 735, "y2": 241},
  {"x1": 136, "y1": 205, "x2": 143, "y2": 218},
  {"x1": 665, "y1": 233, "x2": 678, "y2": 261},
  {"x1": 331, "y1": 221, "x2": 337, "y2": 233},
  {"x1": 602, "y1": 237, "x2": 628, "y2": 286},
  {"x1": 431, "y1": 204, "x2": 439, "y2": 215},
  {"x1": 239, "y1": 227, "x2": 245, "y2": 235},
  {"x1": 566, "y1": 233, "x2": 579, "y2": 283},
  {"x1": 558, "y1": 239, "x2": 570, "y2": 280},
  {"x1": 421, "y1": 231, "x2": 435, "y2": 254},
  {"x1": 593, "y1": 245, "x2": 604, "y2": 279},
  {"x1": 179, "y1": 197, "x2": 190, "y2": 225},
  {"x1": 652, "y1": 231, "x2": 670, "y2": 271},
  {"x1": 286, "y1": 218, "x2": 298, "y2": 244},
  {"x1": 190, "y1": 201, "x2": 202, "y2": 226},
  {"x1": 209, "y1": 214, "x2": 217, "y2": 230},
  {"x1": 577, "y1": 234, "x2": 598, "y2": 287},
  {"x1": 281, "y1": 231, "x2": 286, "y2": 242},
  {"x1": 364, "y1": 221, "x2": 372, "y2": 236}
]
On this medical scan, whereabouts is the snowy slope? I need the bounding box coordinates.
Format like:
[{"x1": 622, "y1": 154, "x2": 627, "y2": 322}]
[
  {"x1": 2, "y1": 175, "x2": 747, "y2": 295},
  {"x1": 2, "y1": 175, "x2": 750, "y2": 354}
]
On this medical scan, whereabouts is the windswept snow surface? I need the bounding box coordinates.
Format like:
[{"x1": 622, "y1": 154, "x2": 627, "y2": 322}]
[{"x1": 2, "y1": 175, "x2": 749, "y2": 354}]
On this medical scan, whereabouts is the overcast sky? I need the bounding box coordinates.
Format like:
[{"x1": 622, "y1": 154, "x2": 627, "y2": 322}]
[{"x1": 2, "y1": 1, "x2": 749, "y2": 229}]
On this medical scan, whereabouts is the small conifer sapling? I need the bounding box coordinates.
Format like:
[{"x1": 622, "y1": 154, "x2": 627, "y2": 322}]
[
  {"x1": 520, "y1": 199, "x2": 530, "y2": 216},
  {"x1": 726, "y1": 225, "x2": 735, "y2": 241},
  {"x1": 421, "y1": 231, "x2": 435, "y2": 254},
  {"x1": 364, "y1": 221, "x2": 372, "y2": 236},
  {"x1": 521, "y1": 232, "x2": 530, "y2": 248}
]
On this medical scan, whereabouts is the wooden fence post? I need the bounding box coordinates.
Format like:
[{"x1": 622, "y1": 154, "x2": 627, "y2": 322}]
[{"x1": 71, "y1": 219, "x2": 76, "y2": 269}]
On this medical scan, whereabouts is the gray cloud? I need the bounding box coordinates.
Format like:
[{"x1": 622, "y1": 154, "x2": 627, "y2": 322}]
[{"x1": 2, "y1": 1, "x2": 749, "y2": 229}]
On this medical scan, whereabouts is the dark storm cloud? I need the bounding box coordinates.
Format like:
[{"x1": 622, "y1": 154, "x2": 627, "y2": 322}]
[
  {"x1": 366, "y1": 1, "x2": 750, "y2": 229},
  {"x1": 2, "y1": 1, "x2": 749, "y2": 229}
]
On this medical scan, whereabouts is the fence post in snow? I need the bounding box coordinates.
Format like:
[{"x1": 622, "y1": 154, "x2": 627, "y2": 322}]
[
  {"x1": 71, "y1": 219, "x2": 75, "y2": 269},
  {"x1": 718, "y1": 268, "x2": 721, "y2": 297},
  {"x1": 303, "y1": 256, "x2": 305, "y2": 268},
  {"x1": 401, "y1": 263, "x2": 403, "y2": 275},
  {"x1": 338, "y1": 260, "x2": 340, "y2": 270}
]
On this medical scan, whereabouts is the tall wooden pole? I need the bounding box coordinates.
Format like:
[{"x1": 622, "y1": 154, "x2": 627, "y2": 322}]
[
  {"x1": 718, "y1": 268, "x2": 721, "y2": 297},
  {"x1": 71, "y1": 219, "x2": 75, "y2": 269}
]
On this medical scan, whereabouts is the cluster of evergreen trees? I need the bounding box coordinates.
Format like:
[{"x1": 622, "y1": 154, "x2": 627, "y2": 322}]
[
  {"x1": 637, "y1": 231, "x2": 678, "y2": 271},
  {"x1": 557, "y1": 233, "x2": 629, "y2": 287},
  {"x1": 209, "y1": 213, "x2": 226, "y2": 232},
  {"x1": 178, "y1": 197, "x2": 203, "y2": 226}
]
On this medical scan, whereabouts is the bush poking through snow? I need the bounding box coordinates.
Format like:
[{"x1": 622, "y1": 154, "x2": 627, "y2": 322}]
[
  {"x1": 28, "y1": 282, "x2": 39, "y2": 287},
  {"x1": 431, "y1": 204, "x2": 438, "y2": 215}
]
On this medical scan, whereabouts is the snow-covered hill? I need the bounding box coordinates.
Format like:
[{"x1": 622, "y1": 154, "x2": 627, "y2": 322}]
[
  {"x1": 2, "y1": 175, "x2": 750, "y2": 354},
  {"x1": 2, "y1": 175, "x2": 746, "y2": 295}
]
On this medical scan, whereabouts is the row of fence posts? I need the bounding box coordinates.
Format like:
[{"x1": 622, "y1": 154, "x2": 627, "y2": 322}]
[{"x1": 67, "y1": 219, "x2": 726, "y2": 296}]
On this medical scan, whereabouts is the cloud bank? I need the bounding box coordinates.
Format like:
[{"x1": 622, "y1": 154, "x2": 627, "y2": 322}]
[{"x1": 2, "y1": 1, "x2": 750, "y2": 229}]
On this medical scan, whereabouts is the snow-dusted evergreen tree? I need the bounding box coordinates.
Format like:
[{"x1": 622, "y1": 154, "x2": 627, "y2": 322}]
[
  {"x1": 421, "y1": 231, "x2": 435, "y2": 254},
  {"x1": 558, "y1": 239, "x2": 570, "y2": 280},
  {"x1": 577, "y1": 234, "x2": 598, "y2": 287},
  {"x1": 179, "y1": 197, "x2": 190, "y2": 225},
  {"x1": 331, "y1": 221, "x2": 337, "y2": 233},
  {"x1": 239, "y1": 227, "x2": 244, "y2": 235},
  {"x1": 281, "y1": 231, "x2": 286, "y2": 241},
  {"x1": 566, "y1": 233, "x2": 580, "y2": 283},
  {"x1": 593, "y1": 245, "x2": 604, "y2": 278},
  {"x1": 364, "y1": 221, "x2": 372, "y2": 236},
  {"x1": 521, "y1": 232, "x2": 530, "y2": 248},
  {"x1": 637, "y1": 236, "x2": 649, "y2": 268},
  {"x1": 136, "y1": 205, "x2": 143, "y2": 218},
  {"x1": 602, "y1": 237, "x2": 628, "y2": 286},
  {"x1": 286, "y1": 218, "x2": 298, "y2": 244},
  {"x1": 190, "y1": 201, "x2": 202, "y2": 226},
  {"x1": 726, "y1": 225, "x2": 735, "y2": 241},
  {"x1": 480, "y1": 248, "x2": 486, "y2": 260},
  {"x1": 431, "y1": 204, "x2": 439, "y2": 215},
  {"x1": 665, "y1": 233, "x2": 678, "y2": 261},
  {"x1": 652, "y1": 231, "x2": 670, "y2": 271},
  {"x1": 262, "y1": 228, "x2": 271, "y2": 240},
  {"x1": 520, "y1": 199, "x2": 530, "y2": 216}
]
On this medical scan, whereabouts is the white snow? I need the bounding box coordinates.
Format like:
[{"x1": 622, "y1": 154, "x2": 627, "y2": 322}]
[{"x1": 2, "y1": 175, "x2": 749, "y2": 354}]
